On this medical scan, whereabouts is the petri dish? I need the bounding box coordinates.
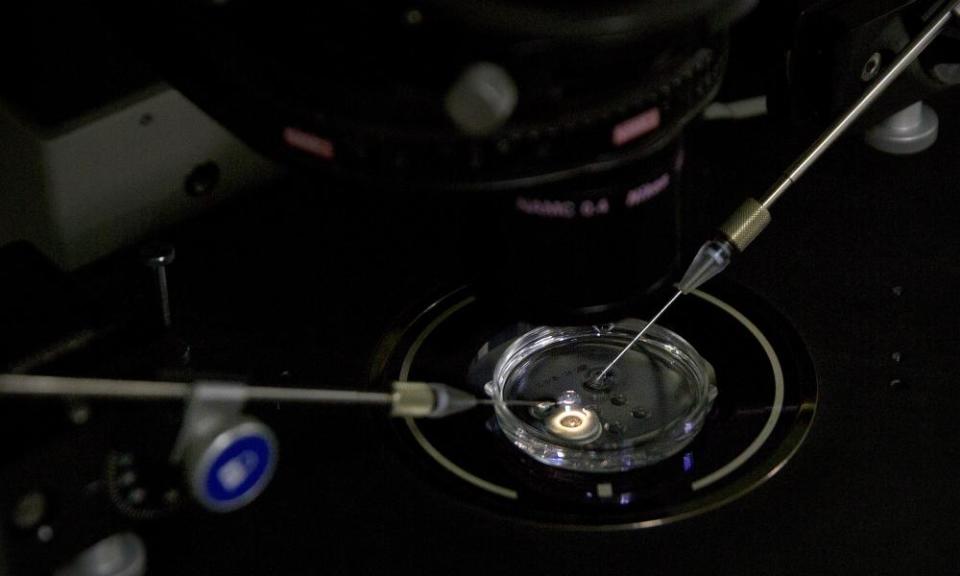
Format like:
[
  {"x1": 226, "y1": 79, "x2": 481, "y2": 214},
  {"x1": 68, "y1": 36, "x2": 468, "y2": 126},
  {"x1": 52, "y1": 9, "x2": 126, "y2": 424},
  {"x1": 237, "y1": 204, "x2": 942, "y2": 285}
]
[{"x1": 486, "y1": 322, "x2": 717, "y2": 473}]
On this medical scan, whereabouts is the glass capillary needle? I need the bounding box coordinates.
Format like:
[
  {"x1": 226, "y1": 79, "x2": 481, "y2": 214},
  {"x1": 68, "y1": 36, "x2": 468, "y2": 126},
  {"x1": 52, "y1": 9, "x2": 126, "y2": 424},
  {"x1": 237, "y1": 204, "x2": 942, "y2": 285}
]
[
  {"x1": 595, "y1": 289, "x2": 682, "y2": 383},
  {"x1": 594, "y1": 0, "x2": 960, "y2": 385}
]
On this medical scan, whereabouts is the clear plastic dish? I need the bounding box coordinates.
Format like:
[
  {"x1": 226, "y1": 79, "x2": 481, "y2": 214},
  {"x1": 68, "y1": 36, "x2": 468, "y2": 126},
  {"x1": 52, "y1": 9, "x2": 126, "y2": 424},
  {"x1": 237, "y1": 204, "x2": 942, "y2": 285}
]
[{"x1": 485, "y1": 322, "x2": 717, "y2": 473}]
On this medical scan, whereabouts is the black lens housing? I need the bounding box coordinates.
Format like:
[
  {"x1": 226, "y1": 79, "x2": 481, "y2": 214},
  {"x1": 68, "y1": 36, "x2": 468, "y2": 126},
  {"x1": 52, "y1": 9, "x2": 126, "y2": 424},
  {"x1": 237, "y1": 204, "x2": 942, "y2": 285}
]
[{"x1": 108, "y1": 0, "x2": 754, "y2": 321}]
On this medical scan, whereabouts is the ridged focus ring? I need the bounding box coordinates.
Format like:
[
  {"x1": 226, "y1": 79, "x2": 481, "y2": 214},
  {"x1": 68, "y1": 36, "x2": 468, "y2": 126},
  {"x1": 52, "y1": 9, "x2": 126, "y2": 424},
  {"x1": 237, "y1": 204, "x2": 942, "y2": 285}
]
[{"x1": 719, "y1": 198, "x2": 771, "y2": 251}]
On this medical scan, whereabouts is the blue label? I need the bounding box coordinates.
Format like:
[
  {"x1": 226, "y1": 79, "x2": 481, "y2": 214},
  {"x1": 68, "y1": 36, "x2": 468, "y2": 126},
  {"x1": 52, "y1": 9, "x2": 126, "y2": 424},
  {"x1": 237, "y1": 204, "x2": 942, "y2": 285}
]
[{"x1": 204, "y1": 435, "x2": 273, "y2": 504}]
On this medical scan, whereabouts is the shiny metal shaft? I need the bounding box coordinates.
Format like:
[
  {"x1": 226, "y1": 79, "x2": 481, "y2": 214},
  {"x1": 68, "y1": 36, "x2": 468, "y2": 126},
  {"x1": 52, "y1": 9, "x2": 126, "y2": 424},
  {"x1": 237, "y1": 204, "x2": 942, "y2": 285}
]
[
  {"x1": 0, "y1": 374, "x2": 393, "y2": 404},
  {"x1": 156, "y1": 266, "x2": 172, "y2": 328},
  {"x1": 761, "y1": 0, "x2": 960, "y2": 211},
  {"x1": 0, "y1": 374, "x2": 541, "y2": 410},
  {"x1": 595, "y1": 290, "x2": 683, "y2": 382},
  {"x1": 0, "y1": 374, "x2": 190, "y2": 400}
]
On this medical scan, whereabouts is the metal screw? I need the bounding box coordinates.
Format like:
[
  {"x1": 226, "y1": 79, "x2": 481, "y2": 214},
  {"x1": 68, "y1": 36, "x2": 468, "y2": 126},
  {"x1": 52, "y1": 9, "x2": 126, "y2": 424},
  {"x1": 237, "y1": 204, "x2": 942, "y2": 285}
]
[
  {"x1": 127, "y1": 488, "x2": 147, "y2": 506},
  {"x1": 862, "y1": 52, "x2": 883, "y2": 82},
  {"x1": 184, "y1": 161, "x2": 220, "y2": 198},
  {"x1": 140, "y1": 244, "x2": 176, "y2": 328},
  {"x1": 68, "y1": 401, "x2": 91, "y2": 425},
  {"x1": 37, "y1": 525, "x2": 54, "y2": 543},
  {"x1": 404, "y1": 9, "x2": 423, "y2": 25}
]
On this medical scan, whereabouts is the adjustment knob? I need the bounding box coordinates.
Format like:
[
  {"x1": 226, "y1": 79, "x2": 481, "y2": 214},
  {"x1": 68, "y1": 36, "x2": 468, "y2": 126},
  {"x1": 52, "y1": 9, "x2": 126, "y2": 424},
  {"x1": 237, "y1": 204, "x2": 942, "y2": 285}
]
[
  {"x1": 864, "y1": 101, "x2": 939, "y2": 155},
  {"x1": 444, "y1": 62, "x2": 517, "y2": 137},
  {"x1": 184, "y1": 418, "x2": 277, "y2": 513}
]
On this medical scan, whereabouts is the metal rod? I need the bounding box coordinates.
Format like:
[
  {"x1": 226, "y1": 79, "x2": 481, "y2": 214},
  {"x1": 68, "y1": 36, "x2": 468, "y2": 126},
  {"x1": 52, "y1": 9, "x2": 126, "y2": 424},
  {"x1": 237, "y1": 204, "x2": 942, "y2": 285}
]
[
  {"x1": 760, "y1": 0, "x2": 960, "y2": 211},
  {"x1": 0, "y1": 374, "x2": 541, "y2": 409},
  {"x1": 594, "y1": 289, "x2": 683, "y2": 382},
  {"x1": 244, "y1": 386, "x2": 393, "y2": 404},
  {"x1": 0, "y1": 374, "x2": 190, "y2": 400},
  {"x1": 0, "y1": 374, "x2": 398, "y2": 405}
]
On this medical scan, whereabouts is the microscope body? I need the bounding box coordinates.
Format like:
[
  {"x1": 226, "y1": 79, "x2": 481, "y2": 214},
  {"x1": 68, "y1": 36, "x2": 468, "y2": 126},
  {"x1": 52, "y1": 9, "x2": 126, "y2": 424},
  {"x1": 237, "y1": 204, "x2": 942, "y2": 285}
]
[{"x1": 85, "y1": 0, "x2": 959, "y2": 323}]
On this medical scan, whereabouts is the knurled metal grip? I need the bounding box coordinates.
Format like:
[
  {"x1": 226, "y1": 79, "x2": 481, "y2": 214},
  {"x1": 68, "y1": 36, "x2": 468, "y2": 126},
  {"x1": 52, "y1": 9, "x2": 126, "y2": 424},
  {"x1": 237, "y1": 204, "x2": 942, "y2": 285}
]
[
  {"x1": 718, "y1": 198, "x2": 771, "y2": 252},
  {"x1": 391, "y1": 382, "x2": 435, "y2": 418}
]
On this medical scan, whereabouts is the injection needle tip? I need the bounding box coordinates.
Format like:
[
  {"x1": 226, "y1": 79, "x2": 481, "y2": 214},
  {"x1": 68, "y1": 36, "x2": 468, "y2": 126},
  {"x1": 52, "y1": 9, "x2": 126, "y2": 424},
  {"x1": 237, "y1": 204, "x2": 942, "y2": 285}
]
[{"x1": 593, "y1": 290, "x2": 684, "y2": 383}]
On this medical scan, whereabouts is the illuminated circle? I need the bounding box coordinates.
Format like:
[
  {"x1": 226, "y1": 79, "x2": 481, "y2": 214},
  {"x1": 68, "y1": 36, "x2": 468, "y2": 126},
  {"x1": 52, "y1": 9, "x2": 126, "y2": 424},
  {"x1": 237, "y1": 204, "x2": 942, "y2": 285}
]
[{"x1": 545, "y1": 407, "x2": 601, "y2": 442}]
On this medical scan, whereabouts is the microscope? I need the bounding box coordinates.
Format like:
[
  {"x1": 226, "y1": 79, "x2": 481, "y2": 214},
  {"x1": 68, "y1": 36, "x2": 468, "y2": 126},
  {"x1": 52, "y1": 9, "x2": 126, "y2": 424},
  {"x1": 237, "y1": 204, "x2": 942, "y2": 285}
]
[{"x1": 1, "y1": 1, "x2": 960, "y2": 575}]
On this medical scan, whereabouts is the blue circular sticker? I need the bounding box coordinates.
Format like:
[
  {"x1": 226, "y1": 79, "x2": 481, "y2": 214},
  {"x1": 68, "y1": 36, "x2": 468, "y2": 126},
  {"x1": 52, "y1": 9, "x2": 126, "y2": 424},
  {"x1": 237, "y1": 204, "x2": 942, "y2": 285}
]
[{"x1": 204, "y1": 435, "x2": 273, "y2": 505}]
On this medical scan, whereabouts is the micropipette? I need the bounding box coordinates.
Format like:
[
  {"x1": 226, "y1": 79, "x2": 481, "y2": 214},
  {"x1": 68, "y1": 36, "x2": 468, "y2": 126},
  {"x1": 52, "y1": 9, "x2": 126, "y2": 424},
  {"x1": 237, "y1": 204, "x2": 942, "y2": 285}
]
[
  {"x1": 0, "y1": 374, "x2": 545, "y2": 419},
  {"x1": 597, "y1": 0, "x2": 960, "y2": 382}
]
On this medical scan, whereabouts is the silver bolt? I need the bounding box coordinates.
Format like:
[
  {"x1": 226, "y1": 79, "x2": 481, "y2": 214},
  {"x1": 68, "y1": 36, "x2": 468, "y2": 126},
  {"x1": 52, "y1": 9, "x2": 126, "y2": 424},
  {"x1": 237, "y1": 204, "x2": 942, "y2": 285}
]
[
  {"x1": 140, "y1": 244, "x2": 176, "y2": 328},
  {"x1": 37, "y1": 525, "x2": 54, "y2": 543}
]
